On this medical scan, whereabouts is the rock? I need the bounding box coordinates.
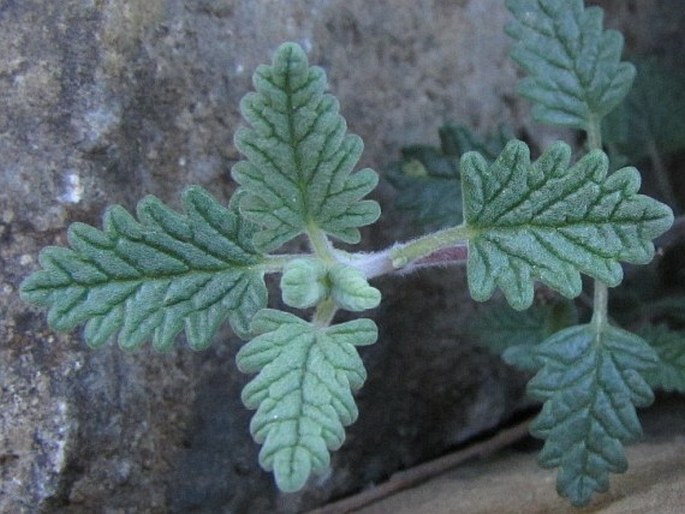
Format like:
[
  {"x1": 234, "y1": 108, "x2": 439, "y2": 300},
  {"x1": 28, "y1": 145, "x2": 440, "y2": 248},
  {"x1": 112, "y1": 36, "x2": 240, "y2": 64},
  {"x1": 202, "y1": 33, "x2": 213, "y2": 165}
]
[
  {"x1": 1, "y1": 1, "x2": 682, "y2": 513},
  {"x1": 355, "y1": 395, "x2": 685, "y2": 514}
]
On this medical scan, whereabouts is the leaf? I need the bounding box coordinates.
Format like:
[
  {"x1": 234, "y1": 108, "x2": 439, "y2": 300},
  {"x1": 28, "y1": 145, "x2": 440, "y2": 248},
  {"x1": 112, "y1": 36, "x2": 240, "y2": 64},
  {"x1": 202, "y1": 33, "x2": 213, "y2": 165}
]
[
  {"x1": 236, "y1": 309, "x2": 377, "y2": 492},
  {"x1": 328, "y1": 264, "x2": 381, "y2": 312},
  {"x1": 461, "y1": 140, "x2": 674, "y2": 310},
  {"x1": 386, "y1": 124, "x2": 509, "y2": 229},
  {"x1": 603, "y1": 59, "x2": 685, "y2": 161},
  {"x1": 473, "y1": 298, "x2": 578, "y2": 371},
  {"x1": 280, "y1": 259, "x2": 380, "y2": 312},
  {"x1": 280, "y1": 258, "x2": 328, "y2": 309},
  {"x1": 528, "y1": 323, "x2": 658, "y2": 506},
  {"x1": 640, "y1": 325, "x2": 685, "y2": 393},
  {"x1": 506, "y1": 0, "x2": 635, "y2": 130},
  {"x1": 20, "y1": 187, "x2": 267, "y2": 350},
  {"x1": 232, "y1": 42, "x2": 380, "y2": 252}
]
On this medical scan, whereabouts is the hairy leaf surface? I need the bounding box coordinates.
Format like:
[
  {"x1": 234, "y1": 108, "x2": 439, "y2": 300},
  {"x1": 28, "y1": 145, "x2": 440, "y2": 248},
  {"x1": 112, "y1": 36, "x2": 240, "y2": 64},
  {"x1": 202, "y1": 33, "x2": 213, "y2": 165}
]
[
  {"x1": 528, "y1": 324, "x2": 658, "y2": 506},
  {"x1": 386, "y1": 124, "x2": 508, "y2": 229},
  {"x1": 236, "y1": 309, "x2": 377, "y2": 492},
  {"x1": 280, "y1": 258, "x2": 328, "y2": 309},
  {"x1": 641, "y1": 325, "x2": 685, "y2": 393},
  {"x1": 20, "y1": 187, "x2": 267, "y2": 350},
  {"x1": 506, "y1": 0, "x2": 635, "y2": 130},
  {"x1": 461, "y1": 140, "x2": 673, "y2": 310},
  {"x1": 232, "y1": 42, "x2": 380, "y2": 251}
]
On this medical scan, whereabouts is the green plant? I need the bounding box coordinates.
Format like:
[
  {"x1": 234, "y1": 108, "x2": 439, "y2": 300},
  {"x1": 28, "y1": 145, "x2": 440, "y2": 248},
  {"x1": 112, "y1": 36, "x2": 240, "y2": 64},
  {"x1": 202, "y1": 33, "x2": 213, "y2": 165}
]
[{"x1": 20, "y1": 0, "x2": 682, "y2": 508}]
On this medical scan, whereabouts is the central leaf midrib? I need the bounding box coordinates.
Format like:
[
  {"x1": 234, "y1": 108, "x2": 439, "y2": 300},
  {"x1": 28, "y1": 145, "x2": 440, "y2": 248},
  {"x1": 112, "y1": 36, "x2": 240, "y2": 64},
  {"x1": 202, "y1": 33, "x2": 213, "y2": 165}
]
[
  {"x1": 284, "y1": 50, "x2": 311, "y2": 229},
  {"x1": 36, "y1": 261, "x2": 261, "y2": 293}
]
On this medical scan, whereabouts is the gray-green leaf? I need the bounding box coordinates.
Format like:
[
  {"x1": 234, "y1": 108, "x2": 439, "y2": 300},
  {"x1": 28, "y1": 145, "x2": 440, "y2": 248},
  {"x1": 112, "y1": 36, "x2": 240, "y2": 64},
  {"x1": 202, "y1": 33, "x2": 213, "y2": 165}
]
[
  {"x1": 506, "y1": 0, "x2": 635, "y2": 130},
  {"x1": 461, "y1": 140, "x2": 673, "y2": 310},
  {"x1": 20, "y1": 186, "x2": 267, "y2": 350},
  {"x1": 280, "y1": 257, "x2": 328, "y2": 309},
  {"x1": 329, "y1": 264, "x2": 381, "y2": 312},
  {"x1": 236, "y1": 309, "x2": 377, "y2": 492},
  {"x1": 232, "y1": 42, "x2": 380, "y2": 251},
  {"x1": 473, "y1": 298, "x2": 578, "y2": 371},
  {"x1": 528, "y1": 323, "x2": 658, "y2": 506},
  {"x1": 386, "y1": 124, "x2": 509, "y2": 229}
]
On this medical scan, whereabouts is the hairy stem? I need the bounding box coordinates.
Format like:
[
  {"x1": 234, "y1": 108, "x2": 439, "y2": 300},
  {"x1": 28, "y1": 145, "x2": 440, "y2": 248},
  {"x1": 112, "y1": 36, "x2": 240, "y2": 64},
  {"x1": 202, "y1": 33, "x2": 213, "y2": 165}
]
[
  {"x1": 313, "y1": 297, "x2": 337, "y2": 328},
  {"x1": 587, "y1": 117, "x2": 609, "y2": 332},
  {"x1": 591, "y1": 281, "x2": 609, "y2": 331},
  {"x1": 337, "y1": 242, "x2": 469, "y2": 280},
  {"x1": 390, "y1": 224, "x2": 474, "y2": 270},
  {"x1": 306, "y1": 223, "x2": 336, "y2": 264}
]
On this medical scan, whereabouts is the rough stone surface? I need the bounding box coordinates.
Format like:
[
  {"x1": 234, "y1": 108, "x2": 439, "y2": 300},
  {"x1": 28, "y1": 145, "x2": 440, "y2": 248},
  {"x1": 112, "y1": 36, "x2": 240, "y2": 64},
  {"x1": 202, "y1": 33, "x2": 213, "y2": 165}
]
[
  {"x1": 1, "y1": 1, "x2": 682, "y2": 513},
  {"x1": 356, "y1": 395, "x2": 685, "y2": 514}
]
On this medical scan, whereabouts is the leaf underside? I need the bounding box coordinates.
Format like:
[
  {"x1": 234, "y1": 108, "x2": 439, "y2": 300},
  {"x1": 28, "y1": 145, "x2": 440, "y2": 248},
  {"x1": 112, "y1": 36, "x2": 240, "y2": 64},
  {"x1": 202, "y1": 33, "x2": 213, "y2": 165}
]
[
  {"x1": 528, "y1": 324, "x2": 658, "y2": 506},
  {"x1": 641, "y1": 325, "x2": 685, "y2": 393},
  {"x1": 20, "y1": 186, "x2": 267, "y2": 350},
  {"x1": 506, "y1": 0, "x2": 635, "y2": 130},
  {"x1": 232, "y1": 42, "x2": 380, "y2": 252},
  {"x1": 461, "y1": 140, "x2": 673, "y2": 310},
  {"x1": 236, "y1": 309, "x2": 377, "y2": 492}
]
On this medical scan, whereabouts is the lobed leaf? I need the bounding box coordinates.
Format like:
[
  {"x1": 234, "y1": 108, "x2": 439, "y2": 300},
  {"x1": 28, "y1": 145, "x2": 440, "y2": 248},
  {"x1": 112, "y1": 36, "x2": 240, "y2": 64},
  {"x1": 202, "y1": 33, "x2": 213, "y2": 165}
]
[
  {"x1": 328, "y1": 264, "x2": 381, "y2": 312},
  {"x1": 280, "y1": 257, "x2": 329, "y2": 309},
  {"x1": 386, "y1": 124, "x2": 508, "y2": 229},
  {"x1": 461, "y1": 140, "x2": 673, "y2": 310},
  {"x1": 20, "y1": 187, "x2": 267, "y2": 350},
  {"x1": 280, "y1": 259, "x2": 380, "y2": 312},
  {"x1": 528, "y1": 323, "x2": 658, "y2": 506},
  {"x1": 232, "y1": 43, "x2": 380, "y2": 251},
  {"x1": 640, "y1": 325, "x2": 685, "y2": 393},
  {"x1": 236, "y1": 309, "x2": 377, "y2": 492},
  {"x1": 506, "y1": 0, "x2": 635, "y2": 130},
  {"x1": 603, "y1": 59, "x2": 685, "y2": 162},
  {"x1": 473, "y1": 298, "x2": 577, "y2": 371}
]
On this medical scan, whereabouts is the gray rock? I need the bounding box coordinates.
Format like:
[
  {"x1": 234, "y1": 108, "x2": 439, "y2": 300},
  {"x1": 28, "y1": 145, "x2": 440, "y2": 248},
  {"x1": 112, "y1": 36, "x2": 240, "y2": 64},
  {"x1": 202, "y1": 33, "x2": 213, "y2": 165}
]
[{"x1": 1, "y1": 1, "x2": 680, "y2": 513}]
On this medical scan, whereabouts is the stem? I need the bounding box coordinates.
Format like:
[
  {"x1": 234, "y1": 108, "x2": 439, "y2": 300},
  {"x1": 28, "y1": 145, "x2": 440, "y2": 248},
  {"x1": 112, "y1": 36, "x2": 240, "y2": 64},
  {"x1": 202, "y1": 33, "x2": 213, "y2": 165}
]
[
  {"x1": 587, "y1": 117, "x2": 609, "y2": 332},
  {"x1": 313, "y1": 297, "x2": 337, "y2": 328},
  {"x1": 591, "y1": 281, "x2": 609, "y2": 332},
  {"x1": 586, "y1": 117, "x2": 603, "y2": 153},
  {"x1": 306, "y1": 223, "x2": 336, "y2": 264},
  {"x1": 262, "y1": 254, "x2": 302, "y2": 273},
  {"x1": 336, "y1": 243, "x2": 469, "y2": 280},
  {"x1": 390, "y1": 224, "x2": 474, "y2": 270}
]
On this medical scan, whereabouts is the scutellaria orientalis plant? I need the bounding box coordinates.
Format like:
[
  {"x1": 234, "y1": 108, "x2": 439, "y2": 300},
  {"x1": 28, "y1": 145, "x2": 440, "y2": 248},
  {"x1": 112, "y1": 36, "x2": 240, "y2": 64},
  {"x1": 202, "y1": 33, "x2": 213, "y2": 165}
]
[{"x1": 21, "y1": 0, "x2": 681, "y2": 507}]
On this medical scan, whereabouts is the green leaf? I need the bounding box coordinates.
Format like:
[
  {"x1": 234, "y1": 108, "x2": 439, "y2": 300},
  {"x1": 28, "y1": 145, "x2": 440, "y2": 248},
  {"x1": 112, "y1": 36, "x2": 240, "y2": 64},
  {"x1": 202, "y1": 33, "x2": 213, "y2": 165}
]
[
  {"x1": 506, "y1": 0, "x2": 635, "y2": 130},
  {"x1": 461, "y1": 140, "x2": 673, "y2": 310},
  {"x1": 603, "y1": 59, "x2": 685, "y2": 161},
  {"x1": 236, "y1": 309, "x2": 377, "y2": 492},
  {"x1": 640, "y1": 325, "x2": 685, "y2": 393},
  {"x1": 280, "y1": 258, "x2": 380, "y2": 312},
  {"x1": 20, "y1": 186, "x2": 267, "y2": 350},
  {"x1": 386, "y1": 124, "x2": 508, "y2": 229},
  {"x1": 280, "y1": 258, "x2": 328, "y2": 309},
  {"x1": 473, "y1": 298, "x2": 577, "y2": 371},
  {"x1": 528, "y1": 323, "x2": 658, "y2": 506},
  {"x1": 329, "y1": 264, "x2": 381, "y2": 312},
  {"x1": 232, "y1": 42, "x2": 380, "y2": 252}
]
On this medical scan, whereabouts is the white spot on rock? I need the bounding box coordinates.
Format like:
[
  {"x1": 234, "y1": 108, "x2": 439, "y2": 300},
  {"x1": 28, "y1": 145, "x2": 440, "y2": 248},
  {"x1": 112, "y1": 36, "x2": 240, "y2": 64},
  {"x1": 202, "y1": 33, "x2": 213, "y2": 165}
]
[{"x1": 58, "y1": 172, "x2": 83, "y2": 204}]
